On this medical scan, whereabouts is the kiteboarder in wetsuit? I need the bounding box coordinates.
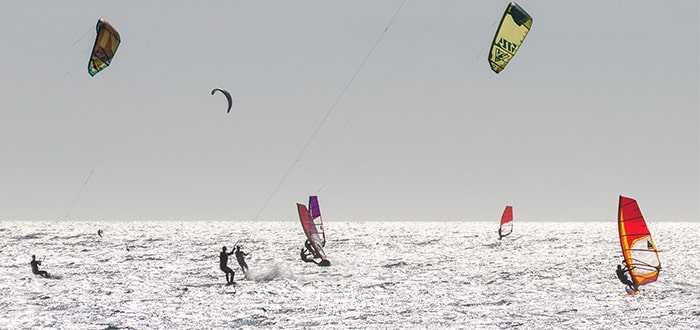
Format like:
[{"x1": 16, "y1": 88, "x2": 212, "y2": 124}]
[
  {"x1": 219, "y1": 246, "x2": 235, "y2": 284},
  {"x1": 30, "y1": 255, "x2": 49, "y2": 278},
  {"x1": 616, "y1": 264, "x2": 639, "y2": 292},
  {"x1": 234, "y1": 245, "x2": 249, "y2": 274}
]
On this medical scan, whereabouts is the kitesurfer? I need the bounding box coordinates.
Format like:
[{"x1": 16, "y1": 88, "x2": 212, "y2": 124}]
[
  {"x1": 616, "y1": 264, "x2": 639, "y2": 292},
  {"x1": 219, "y1": 246, "x2": 235, "y2": 284},
  {"x1": 234, "y1": 245, "x2": 249, "y2": 274},
  {"x1": 30, "y1": 255, "x2": 49, "y2": 278}
]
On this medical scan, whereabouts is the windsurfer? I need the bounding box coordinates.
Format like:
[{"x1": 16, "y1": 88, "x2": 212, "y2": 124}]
[
  {"x1": 30, "y1": 255, "x2": 49, "y2": 278},
  {"x1": 300, "y1": 248, "x2": 318, "y2": 264},
  {"x1": 616, "y1": 264, "x2": 638, "y2": 292},
  {"x1": 304, "y1": 240, "x2": 319, "y2": 258},
  {"x1": 235, "y1": 245, "x2": 249, "y2": 274},
  {"x1": 219, "y1": 246, "x2": 235, "y2": 284},
  {"x1": 498, "y1": 227, "x2": 503, "y2": 240}
]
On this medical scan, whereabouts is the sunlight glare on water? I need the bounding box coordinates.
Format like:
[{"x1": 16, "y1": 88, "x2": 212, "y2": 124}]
[{"x1": 0, "y1": 221, "x2": 698, "y2": 329}]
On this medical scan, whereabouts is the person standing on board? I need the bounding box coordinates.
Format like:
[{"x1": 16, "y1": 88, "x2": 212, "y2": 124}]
[
  {"x1": 300, "y1": 248, "x2": 318, "y2": 265},
  {"x1": 219, "y1": 246, "x2": 235, "y2": 284},
  {"x1": 234, "y1": 245, "x2": 249, "y2": 274},
  {"x1": 616, "y1": 264, "x2": 639, "y2": 292},
  {"x1": 30, "y1": 255, "x2": 49, "y2": 278},
  {"x1": 304, "y1": 240, "x2": 318, "y2": 258}
]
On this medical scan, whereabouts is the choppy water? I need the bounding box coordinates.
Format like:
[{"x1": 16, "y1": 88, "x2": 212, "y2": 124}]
[{"x1": 1, "y1": 221, "x2": 698, "y2": 329}]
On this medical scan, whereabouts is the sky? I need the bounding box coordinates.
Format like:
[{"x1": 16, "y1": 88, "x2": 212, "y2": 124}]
[{"x1": 0, "y1": 1, "x2": 697, "y2": 222}]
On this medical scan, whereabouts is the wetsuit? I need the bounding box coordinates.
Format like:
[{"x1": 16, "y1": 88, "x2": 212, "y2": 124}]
[
  {"x1": 235, "y1": 248, "x2": 249, "y2": 273},
  {"x1": 220, "y1": 250, "x2": 235, "y2": 283},
  {"x1": 304, "y1": 240, "x2": 319, "y2": 258},
  {"x1": 30, "y1": 259, "x2": 49, "y2": 278},
  {"x1": 616, "y1": 267, "x2": 638, "y2": 291},
  {"x1": 300, "y1": 248, "x2": 318, "y2": 264}
]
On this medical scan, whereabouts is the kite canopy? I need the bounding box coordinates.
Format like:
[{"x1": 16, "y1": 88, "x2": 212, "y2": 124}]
[
  {"x1": 211, "y1": 88, "x2": 233, "y2": 113},
  {"x1": 618, "y1": 195, "x2": 661, "y2": 286},
  {"x1": 88, "y1": 19, "x2": 121, "y2": 77},
  {"x1": 488, "y1": 2, "x2": 533, "y2": 73}
]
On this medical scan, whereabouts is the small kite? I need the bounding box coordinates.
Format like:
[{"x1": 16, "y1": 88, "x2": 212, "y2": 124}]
[
  {"x1": 488, "y1": 2, "x2": 533, "y2": 74},
  {"x1": 211, "y1": 88, "x2": 233, "y2": 113},
  {"x1": 88, "y1": 19, "x2": 121, "y2": 77}
]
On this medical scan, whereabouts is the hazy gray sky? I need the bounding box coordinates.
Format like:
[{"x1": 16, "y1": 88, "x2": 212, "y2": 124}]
[{"x1": 0, "y1": 1, "x2": 697, "y2": 222}]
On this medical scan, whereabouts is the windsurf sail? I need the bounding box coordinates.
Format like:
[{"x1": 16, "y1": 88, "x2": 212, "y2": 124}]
[
  {"x1": 499, "y1": 205, "x2": 513, "y2": 238},
  {"x1": 297, "y1": 199, "x2": 327, "y2": 260},
  {"x1": 308, "y1": 196, "x2": 326, "y2": 247},
  {"x1": 618, "y1": 195, "x2": 661, "y2": 286},
  {"x1": 488, "y1": 2, "x2": 533, "y2": 74}
]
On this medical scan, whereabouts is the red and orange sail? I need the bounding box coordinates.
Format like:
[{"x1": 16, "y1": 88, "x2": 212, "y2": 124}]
[{"x1": 618, "y1": 195, "x2": 661, "y2": 286}]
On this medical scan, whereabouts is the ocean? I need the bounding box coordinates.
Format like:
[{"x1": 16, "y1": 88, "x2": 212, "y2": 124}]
[{"x1": 1, "y1": 221, "x2": 698, "y2": 329}]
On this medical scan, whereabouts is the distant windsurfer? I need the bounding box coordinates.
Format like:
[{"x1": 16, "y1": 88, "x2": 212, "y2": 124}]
[
  {"x1": 30, "y1": 255, "x2": 49, "y2": 278},
  {"x1": 219, "y1": 246, "x2": 235, "y2": 284},
  {"x1": 97, "y1": 229, "x2": 103, "y2": 238},
  {"x1": 616, "y1": 264, "x2": 639, "y2": 292},
  {"x1": 497, "y1": 227, "x2": 503, "y2": 240},
  {"x1": 234, "y1": 245, "x2": 249, "y2": 274}
]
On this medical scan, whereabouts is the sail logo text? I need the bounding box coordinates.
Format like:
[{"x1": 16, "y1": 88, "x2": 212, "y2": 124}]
[{"x1": 496, "y1": 38, "x2": 518, "y2": 54}]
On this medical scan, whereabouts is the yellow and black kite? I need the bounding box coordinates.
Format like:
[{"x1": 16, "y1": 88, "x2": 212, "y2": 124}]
[
  {"x1": 88, "y1": 19, "x2": 121, "y2": 77},
  {"x1": 488, "y1": 2, "x2": 532, "y2": 74}
]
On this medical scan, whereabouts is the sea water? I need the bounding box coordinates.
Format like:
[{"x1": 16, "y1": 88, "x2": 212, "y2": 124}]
[{"x1": 0, "y1": 221, "x2": 698, "y2": 329}]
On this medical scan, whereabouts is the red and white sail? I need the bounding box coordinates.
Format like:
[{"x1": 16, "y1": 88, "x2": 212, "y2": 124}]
[{"x1": 499, "y1": 205, "x2": 513, "y2": 238}]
